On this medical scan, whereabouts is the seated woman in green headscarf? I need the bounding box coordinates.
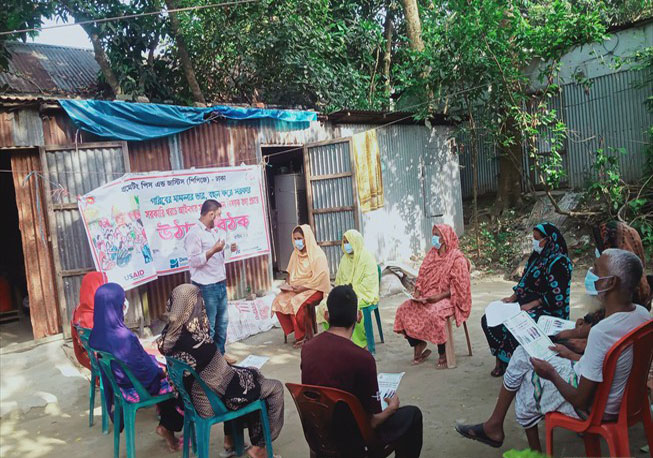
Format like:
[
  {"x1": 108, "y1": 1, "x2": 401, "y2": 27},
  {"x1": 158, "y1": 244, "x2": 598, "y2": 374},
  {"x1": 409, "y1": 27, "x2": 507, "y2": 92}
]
[{"x1": 316, "y1": 229, "x2": 379, "y2": 349}]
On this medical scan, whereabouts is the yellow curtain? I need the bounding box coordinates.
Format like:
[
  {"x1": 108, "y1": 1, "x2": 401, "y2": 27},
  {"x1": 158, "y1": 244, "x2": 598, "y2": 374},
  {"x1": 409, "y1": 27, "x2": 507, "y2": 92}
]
[{"x1": 352, "y1": 130, "x2": 384, "y2": 212}]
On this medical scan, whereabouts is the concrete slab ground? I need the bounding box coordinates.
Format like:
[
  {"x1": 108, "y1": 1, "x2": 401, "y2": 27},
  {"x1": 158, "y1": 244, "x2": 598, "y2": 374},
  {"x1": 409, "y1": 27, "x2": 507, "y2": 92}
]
[{"x1": 0, "y1": 276, "x2": 649, "y2": 458}]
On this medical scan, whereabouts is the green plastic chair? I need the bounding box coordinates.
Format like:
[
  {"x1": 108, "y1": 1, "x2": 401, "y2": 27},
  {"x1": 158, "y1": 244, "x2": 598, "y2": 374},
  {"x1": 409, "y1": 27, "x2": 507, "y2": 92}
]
[
  {"x1": 166, "y1": 356, "x2": 274, "y2": 458},
  {"x1": 362, "y1": 265, "x2": 385, "y2": 355},
  {"x1": 94, "y1": 349, "x2": 175, "y2": 458},
  {"x1": 75, "y1": 325, "x2": 109, "y2": 434}
]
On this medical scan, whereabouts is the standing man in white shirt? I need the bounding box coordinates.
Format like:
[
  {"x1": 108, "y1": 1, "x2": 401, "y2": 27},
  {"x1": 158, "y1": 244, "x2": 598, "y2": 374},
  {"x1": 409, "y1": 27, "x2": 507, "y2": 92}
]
[{"x1": 184, "y1": 199, "x2": 236, "y2": 356}]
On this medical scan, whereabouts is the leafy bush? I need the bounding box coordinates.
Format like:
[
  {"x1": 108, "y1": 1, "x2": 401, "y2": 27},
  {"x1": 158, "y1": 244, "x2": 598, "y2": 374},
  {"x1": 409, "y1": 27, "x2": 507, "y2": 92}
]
[{"x1": 460, "y1": 210, "x2": 524, "y2": 272}]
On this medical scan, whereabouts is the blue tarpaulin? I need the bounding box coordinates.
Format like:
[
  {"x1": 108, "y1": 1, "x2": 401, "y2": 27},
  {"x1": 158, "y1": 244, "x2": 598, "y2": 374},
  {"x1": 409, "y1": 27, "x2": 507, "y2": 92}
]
[{"x1": 58, "y1": 99, "x2": 318, "y2": 141}]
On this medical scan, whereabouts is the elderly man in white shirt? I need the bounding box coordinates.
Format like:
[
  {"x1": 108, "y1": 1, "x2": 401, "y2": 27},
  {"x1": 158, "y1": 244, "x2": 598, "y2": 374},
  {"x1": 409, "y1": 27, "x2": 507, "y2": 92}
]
[
  {"x1": 184, "y1": 199, "x2": 236, "y2": 355},
  {"x1": 456, "y1": 248, "x2": 651, "y2": 452}
]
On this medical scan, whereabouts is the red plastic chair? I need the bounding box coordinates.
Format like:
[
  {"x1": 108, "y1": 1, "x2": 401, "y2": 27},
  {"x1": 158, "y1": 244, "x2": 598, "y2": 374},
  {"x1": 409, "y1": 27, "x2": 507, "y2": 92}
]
[
  {"x1": 545, "y1": 319, "x2": 653, "y2": 457},
  {"x1": 285, "y1": 383, "x2": 394, "y2": 458}
]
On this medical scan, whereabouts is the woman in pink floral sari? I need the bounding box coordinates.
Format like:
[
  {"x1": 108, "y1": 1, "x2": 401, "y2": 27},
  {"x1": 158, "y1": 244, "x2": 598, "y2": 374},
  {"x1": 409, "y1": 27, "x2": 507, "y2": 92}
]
[{"x1": 393, "y1": 224, "x2": 472, "y2": 368}]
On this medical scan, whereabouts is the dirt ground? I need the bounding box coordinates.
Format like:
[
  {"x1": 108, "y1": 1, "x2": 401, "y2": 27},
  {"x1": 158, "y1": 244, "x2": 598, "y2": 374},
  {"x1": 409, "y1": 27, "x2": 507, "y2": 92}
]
[{"x1": 0, "y1": 276, "x2": 649, "y2": 458}]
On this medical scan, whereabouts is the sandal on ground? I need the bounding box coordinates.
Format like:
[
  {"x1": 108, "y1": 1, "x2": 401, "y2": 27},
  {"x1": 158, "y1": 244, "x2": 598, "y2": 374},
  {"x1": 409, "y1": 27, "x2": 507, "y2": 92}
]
[
  {"x1": 411, "y1": 349, "x2": 432, "y2": 366},
  {"x1": 455, "y1": 423, "x2": 503, "y2": 448},
  {"x1": 436, "y1": 355, "x2": 447, "y2": 370},
  {"x1": 490, "y1": 363, "x2": 506, "y2": 377},
  {"x1": 292, "y1": 339, "x2": 305, "y2": 349},
  {"x1": 220, "y1": 442, "x2": 251, "y2": 457},
  {"x1": 245, "y1": 445, "x2": 281, "y2": 458}
]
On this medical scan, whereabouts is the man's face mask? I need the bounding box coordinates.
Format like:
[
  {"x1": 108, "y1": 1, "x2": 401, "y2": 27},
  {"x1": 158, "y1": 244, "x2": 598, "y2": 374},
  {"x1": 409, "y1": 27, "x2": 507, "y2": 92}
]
[{"x1": 584, "y1": 268, "x2": 614, "y2": 297}]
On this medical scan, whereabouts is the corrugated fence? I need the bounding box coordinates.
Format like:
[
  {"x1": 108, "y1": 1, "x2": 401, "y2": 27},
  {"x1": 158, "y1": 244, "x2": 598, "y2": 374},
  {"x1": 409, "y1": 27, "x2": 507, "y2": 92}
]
[{"x1": 459, "y1": 69, "x2": 652, "y2": 198}]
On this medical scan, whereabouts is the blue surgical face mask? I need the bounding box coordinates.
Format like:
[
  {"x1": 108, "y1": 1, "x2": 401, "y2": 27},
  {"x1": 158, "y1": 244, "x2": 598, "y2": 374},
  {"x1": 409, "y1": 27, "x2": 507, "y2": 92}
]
[
  {"x1": 532, "y1": 238, "x2": 544, "y2": 254},
  {"x1": 585, "y1": 269, "x2": 613, "y2": 296},
  {"x1": 294, "y1": 239, "x2": 304, "y2": 250},
  {"x1": 595, "y1": 248, "x2": 601, "y2": 258},
  {"x1": 344, "y1": 242, "x2": 353, "y2": 254},
  {"x1": 432, "y1": 235, "x2": 441, "y2": 249}
]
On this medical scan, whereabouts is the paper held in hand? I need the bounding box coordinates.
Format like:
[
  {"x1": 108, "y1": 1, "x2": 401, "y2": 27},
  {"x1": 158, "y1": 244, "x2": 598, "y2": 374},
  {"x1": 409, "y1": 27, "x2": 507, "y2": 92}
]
[
  {"x1": 238, "y1": 355, "x2": 269, "y2": 369},
  {"x1": 503, "y1": 311, "x2": 558, "y2": 361},
  {"x1": 537, "y1": 316, "x2": 576, "y2": 336},
  {"x1": 377, "y1": 372, "x2": 405, "y2": 410},
  {"x1": 484, "y1": 300, "x2": 521, "y2": 327},
  {"x1": 402, "y1": 289, "x2": 418, "y2": 301}
]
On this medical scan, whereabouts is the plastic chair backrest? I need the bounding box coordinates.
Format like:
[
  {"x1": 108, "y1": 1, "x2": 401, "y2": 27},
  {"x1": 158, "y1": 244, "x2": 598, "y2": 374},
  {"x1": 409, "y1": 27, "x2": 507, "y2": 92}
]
[
  {"x1": 94, "y1": 349, "x2": 154, "y2": 403},
  {"x1": 286, "y1": 383, "x2": 380, "y2": 455},
  {"x1": 585, "y1": 319, "x2": 653, "y2": 427},
  {"x1": 75, "y1": 325, "x2": 102, "y2": 373},
  {"x1": 165, "y1": 356, "x2": 230, "y2": 416}
]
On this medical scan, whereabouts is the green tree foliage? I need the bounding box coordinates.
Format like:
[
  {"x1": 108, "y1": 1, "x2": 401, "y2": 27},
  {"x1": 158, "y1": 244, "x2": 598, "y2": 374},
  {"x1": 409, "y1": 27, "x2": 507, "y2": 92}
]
[{"x1": 0, "y1": 1, "x2": 55, "y2": 69}]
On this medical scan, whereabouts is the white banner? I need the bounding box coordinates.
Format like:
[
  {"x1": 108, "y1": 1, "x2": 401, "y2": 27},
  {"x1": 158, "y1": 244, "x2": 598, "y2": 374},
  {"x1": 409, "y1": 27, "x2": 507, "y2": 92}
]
[
  {"x1": 226, "y1": 294, "x2": 279, "y2": 344},
  {"x1": 78, "y1": 165, "x2": 270, "y2": 290}
]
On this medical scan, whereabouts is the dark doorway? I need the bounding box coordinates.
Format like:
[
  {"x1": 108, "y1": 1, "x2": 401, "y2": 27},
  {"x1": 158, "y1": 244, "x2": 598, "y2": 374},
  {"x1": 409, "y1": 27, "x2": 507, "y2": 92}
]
[
  {"x1": 0, "y1": 151, "x2": 33, "y2": 345},
  {"x1": 261, "y1": 146, "x2": 309, "y2": 278}
]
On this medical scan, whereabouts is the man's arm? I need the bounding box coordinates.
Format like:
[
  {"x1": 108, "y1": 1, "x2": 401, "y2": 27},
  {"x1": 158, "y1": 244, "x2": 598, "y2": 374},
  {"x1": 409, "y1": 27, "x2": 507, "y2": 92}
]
[
  {"x1": 185, "y1": 232, "x2": 224, "y2": 268},
  {"x1": 531, "y1": 358, "x2": 598, "y2": 411},
  {"x1": 370, "y1": 395, "x2": 399, "y2": 429}
]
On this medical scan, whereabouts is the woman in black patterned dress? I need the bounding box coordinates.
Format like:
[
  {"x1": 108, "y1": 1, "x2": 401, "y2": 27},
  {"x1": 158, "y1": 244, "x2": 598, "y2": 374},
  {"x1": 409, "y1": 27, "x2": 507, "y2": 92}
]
[{"x1": 158, "y1": 284, "x2": 283, "y2": 458}]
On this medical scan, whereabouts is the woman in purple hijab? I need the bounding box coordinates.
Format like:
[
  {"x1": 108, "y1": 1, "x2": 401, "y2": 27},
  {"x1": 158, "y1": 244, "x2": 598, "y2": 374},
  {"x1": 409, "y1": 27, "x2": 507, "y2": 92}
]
[{"x1": 89, "y1": 283, "x2": 183, "y2": 451}]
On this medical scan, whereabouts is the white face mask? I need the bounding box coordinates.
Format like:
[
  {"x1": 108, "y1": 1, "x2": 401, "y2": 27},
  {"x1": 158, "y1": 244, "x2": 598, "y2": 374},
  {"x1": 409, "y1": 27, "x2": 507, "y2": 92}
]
[
  {"x1": 123, "y1": 299, "x2": 130, "y2": 317},
  {"x1": 532, "y1": 238, "x2": 544, "y2": 254}
]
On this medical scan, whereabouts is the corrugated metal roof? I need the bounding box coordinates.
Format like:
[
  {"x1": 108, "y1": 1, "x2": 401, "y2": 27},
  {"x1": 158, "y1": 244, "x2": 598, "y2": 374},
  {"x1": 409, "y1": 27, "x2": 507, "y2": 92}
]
[
  {"x1": 0, "y1": 42, "x2": 100, "y2": 96},
  {"x1": 326, "y1": 109, "x2": 451, "y2": 126}
]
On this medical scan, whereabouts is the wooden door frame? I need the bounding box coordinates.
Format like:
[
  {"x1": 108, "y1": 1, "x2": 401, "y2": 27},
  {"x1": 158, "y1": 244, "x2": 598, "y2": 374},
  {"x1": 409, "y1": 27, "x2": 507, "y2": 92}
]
[{"x1": 39, "y1": 141, "x2": 129, "y2": 337}]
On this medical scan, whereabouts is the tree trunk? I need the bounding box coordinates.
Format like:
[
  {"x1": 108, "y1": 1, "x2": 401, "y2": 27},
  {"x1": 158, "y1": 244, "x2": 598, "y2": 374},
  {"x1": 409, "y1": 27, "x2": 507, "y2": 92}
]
[
  {"x1": 164, "y1": 0, "x2": 206, "y2": 105},
  {"x1": 58, "y1": 0, "x2": 122, "y2": 97},
  {"x1": 382, "y1": 3, "x2": 394, "y2": 108},
  {"x1": 466, "y1": 99, "x2": 481, "y2": 258},
  {"x1": 496, "y1": 115, "x2": 523, "y2": 213},
  {"x1": 85, "y1": 27, "x2": 122, "y2": 97},
  {"x1": 400, "y1": 0, "x2": 424, "y2": 52}
]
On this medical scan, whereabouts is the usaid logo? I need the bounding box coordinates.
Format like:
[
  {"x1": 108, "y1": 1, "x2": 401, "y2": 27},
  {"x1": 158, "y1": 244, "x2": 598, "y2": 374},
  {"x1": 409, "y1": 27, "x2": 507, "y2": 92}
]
[{"x1": 124, "y1": 269, "x2": 145, "y2": 281}]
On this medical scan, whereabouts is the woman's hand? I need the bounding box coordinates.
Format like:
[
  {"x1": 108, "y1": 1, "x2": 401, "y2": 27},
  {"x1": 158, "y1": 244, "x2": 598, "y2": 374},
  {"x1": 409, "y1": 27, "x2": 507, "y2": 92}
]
[
  {"x1": 279, "y1": 283, "x2": 293, "y2": 292},
  {"x1": 520, "y1": 300, "x2": 541, "y2": 311},
  {"x1": 501, "y1": 294, "x2": 517, "y2": 303}
]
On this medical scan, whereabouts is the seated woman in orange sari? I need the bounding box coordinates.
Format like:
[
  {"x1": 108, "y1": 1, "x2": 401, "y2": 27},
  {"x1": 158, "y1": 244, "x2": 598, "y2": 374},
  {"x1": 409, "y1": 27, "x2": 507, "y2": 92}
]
[
  {"x1": 272, "y1": 225, "x2": 330, "y2": 348},
  {"x1": 393, "y1": 224, "x2": 472, "y2": 369}
]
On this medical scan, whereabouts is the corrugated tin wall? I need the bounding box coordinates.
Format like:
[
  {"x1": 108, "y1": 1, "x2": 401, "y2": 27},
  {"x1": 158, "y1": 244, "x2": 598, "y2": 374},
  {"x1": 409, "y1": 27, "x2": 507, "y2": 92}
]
[
  {"x1": 339, "y1": 123, "x2": 462, "y2": 262},
  {"x1": 459, "y1": 69, "x2": 652, "y2": 198},
  {"x1": 564, "y1": 70, "x2": 652, "y2": 188}
]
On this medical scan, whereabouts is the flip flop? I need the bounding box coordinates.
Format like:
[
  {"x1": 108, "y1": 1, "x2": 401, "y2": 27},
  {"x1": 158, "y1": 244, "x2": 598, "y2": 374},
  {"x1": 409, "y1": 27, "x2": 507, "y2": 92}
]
[
  {"x1": 490, "y1": 365, "x2": 506, "y2": 377},
  {"x1": 455, "y1": 423, "x2": 503, "y2": 448},
  {"x1": 245, "y1": 445, "x2": 281, "y2": 458},
  {"x1": 411, "y1": 349, "x2": 432, "y2": 365},
  {"x1": 436, "y1": 356, "x2": 447, "y2": 370}
]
